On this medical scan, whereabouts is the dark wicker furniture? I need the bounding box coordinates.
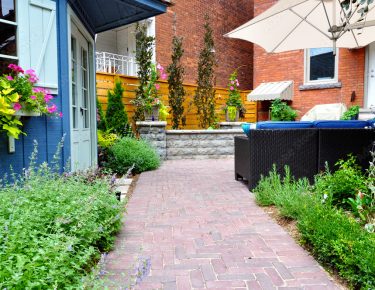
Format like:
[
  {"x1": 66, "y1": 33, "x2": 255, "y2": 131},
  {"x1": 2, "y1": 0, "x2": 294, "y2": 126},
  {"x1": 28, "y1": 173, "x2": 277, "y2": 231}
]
[{"x1": 235, "y1": 128, "x2": 375, "y2": 190}]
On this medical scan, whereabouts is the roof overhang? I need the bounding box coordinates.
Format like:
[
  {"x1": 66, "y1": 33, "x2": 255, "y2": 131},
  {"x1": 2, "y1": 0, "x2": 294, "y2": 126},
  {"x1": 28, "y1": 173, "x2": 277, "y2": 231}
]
[
  {"x1": 248, "y1": 81, "x2": 294, "y2": 101},
  {"x1": 68, "y1": 0, "x2": 168, "y2": 35}
]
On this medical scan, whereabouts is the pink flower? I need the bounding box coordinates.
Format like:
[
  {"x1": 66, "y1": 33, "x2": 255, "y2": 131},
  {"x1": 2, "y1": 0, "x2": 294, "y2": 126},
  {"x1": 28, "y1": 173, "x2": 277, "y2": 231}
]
[
  {"x1": 231, "y1": 80, "x2": 234, "y2": 85},
  {"x1": 155, "y1": 83, "x2": 160, "y2": 90},
  {"x1": 30, "y1": 95, "x2": 37, "y2": 100},
  {"x1": 161, "y1": 73, "x2": 167, "y2": 80},
  {"x1": 157, "y1": 63, "x2": 164, "y2": 72},
  {"x1": 44, "y1": 94, "x2": 53, "y2": 103},
  {"x1": 13, "y1": 103, "x2": 22, "y2": 111},
  {"x1": 236, "y1": 79, "x2": 240, "y2": 86},
  {"x1": 59, "y1": 112, "x2": 63, "y2": 118},
  {"x1": 25, "y1": 69, "x2": 38, "y2": 83},
  {"x1": 6, "y1": 76, "x2": 13, "y2": 81},
  {"x1": 47, "y1": 104, "x2": 57, "y2": 113},
  {"x1": 230, "y1": 86, "x2": 234, "y2": 91},
  {"x1": 8, "y1": 64, "x2": 24, "y2": 74}
]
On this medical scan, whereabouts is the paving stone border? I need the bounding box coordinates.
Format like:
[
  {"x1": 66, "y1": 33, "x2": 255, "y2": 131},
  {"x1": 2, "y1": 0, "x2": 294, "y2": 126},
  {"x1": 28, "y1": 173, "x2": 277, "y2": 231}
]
[{"x1": 136, "y1": 121, "x2": 245, "y2": 160}]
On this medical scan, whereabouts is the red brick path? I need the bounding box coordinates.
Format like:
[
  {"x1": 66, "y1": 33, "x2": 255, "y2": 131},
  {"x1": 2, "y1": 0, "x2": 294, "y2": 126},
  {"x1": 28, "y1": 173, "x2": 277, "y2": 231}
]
[{"x1": 104, "y1": 159, "x2": 341, "y2": 290}]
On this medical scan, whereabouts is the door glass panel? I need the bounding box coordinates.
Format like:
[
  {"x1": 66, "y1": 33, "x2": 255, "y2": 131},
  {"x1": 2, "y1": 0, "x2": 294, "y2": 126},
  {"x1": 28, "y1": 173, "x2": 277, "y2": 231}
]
[
  {"x1": 0, "y1": 23, "x2": 16, "y2": 56},
  {"x1": 81, "y1": 48, "x2": 89, "y2": 129},
  {"x1": 0, "y1": 0, "x2": 15, "y2": 22},
  {"x1": 71, "y1": 37, "x2": 78, "y2": 129}
]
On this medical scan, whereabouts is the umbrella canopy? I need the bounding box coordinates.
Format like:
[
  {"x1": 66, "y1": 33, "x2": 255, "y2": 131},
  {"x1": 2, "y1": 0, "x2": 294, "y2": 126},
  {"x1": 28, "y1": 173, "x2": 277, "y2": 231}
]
[{"x1": 226, "y1": 0, "x2": 375, "y2": 53}]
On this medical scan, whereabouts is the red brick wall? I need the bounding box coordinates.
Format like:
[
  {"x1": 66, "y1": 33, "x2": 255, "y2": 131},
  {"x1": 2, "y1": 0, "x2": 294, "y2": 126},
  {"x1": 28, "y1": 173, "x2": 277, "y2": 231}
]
[
  {"x1": 254, "y1": 0, "x2": 365, "y2": 120},
  {"x1": 155, "y1": 0, "x2": 254, "y2": 90}
]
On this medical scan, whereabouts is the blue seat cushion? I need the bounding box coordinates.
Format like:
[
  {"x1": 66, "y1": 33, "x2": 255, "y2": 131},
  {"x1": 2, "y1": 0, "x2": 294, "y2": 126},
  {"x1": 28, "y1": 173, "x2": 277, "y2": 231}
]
[
  {"x1": 367, "y1": 119, "x2": 375, "y2": 128},
  {"x1": 313, "y1": 120, "x2": 369, "y2": 128},
  {"x1": 256, "y1": 121, "x2": 314, "y2": 129}
]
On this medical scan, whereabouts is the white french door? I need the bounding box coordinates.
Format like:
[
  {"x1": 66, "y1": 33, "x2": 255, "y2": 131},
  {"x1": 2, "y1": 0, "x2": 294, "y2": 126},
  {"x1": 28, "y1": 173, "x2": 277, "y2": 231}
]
[
  {"x1": 367, "y1": 43, "x2": 375, "y2": 109},
  {"x1": 70, "y1": 22, "x2": 92, "y2": 170}
]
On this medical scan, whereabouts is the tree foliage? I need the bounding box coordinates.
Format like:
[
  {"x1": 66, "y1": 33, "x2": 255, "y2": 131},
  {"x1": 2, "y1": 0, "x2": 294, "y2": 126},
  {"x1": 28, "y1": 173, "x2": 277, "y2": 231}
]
[
  {"x1": 105, "y1": 80, "x2": 129, "y2": 135},
  {"x1": 133, "y1": 23, "x2": 155, "y2": 121},
  {"x1": 167, "y1": 36, "x2": 185, "y2": 129},
  {"x1": 194, "y1": 14, "x2": 216, "y2": 128}
]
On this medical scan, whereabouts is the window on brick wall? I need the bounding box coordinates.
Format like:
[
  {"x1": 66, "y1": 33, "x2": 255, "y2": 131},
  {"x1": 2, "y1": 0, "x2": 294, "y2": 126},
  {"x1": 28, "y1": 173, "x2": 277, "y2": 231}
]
[
  {"x1": 0, "y1": 0, "x2": 17, "y2": 75},
  {"x1": 305, "y1": 48, "x2": 338, "y2": 84}
]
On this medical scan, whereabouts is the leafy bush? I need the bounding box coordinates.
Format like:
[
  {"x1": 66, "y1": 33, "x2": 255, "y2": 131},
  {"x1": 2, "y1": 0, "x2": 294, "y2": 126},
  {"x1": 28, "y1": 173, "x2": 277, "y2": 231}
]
[
  {"x1": 0, "y1": 156, "x2": 123, "y2": 288},
  {"x1": 254, "y1": 166, "x2": 375, "y2": 289},
  {"x1": 105, "y1": 80, "x2": 129, "y2": 135},
  {"x1": 341, "y1": 105, "x2": 360, "y2": 120},
  {"x1": 270, "y1": 98, "x2": 297, "y2": 121},
  {"x1": 107, "y1": 137, "x2": 160, "y2": 174},
  {"x1": 314, "y1": 155, "x2": 368, "y2": 208}
]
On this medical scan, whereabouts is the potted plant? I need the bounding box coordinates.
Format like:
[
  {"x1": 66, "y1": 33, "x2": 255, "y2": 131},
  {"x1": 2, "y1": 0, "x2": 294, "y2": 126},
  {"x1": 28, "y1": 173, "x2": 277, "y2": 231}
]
[
  {"x1": 0, "y1": 64, "x2": 61, "y2": 139},
  {"x1": 270, "y1": 98, "x2": 297, "y2": 121},
  {"x1": 139, "y1": 63, "x2": 166, "y2": 121},
  {"x1": 341, "y1": 105, "x2": 360, "y2": 120},
  {"x1": 224, "y1": 70, "x2": 245, "y2": 122}
]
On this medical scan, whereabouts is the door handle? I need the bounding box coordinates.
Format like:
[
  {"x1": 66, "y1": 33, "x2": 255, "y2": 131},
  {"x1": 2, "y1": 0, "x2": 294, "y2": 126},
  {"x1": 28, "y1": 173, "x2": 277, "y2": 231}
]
[{"x1": 80, "y1": 107, "x2": 84, "y2": 115}]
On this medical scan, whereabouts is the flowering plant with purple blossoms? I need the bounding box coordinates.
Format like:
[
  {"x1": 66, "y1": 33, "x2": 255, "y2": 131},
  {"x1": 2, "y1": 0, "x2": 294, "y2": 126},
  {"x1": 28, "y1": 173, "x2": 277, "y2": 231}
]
[{"x1": 0, "y1": 64, "x2": 62, "y2": 138}]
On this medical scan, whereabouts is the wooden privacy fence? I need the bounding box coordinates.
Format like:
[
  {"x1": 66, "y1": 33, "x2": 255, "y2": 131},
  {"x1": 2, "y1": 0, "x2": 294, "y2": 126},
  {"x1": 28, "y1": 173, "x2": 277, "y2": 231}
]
[{"x1": 96, "y1": 72, "x2": 257, "y2": 129}]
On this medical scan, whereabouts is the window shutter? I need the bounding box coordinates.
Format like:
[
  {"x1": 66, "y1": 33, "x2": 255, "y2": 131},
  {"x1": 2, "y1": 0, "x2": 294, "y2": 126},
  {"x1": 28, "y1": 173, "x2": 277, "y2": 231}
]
[{"x1": 18, "y1": 0, "x2": 58, "y2": 94}]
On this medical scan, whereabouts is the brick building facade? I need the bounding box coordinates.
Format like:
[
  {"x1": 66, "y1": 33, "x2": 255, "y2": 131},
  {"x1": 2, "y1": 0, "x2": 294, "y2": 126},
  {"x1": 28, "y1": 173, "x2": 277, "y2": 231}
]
[
  {"x1": 253, "y1": 0, "x2": 366, "y2": 120},
  {"x1": 155, "y1": 0, "x2": 254, "y2": 90}
]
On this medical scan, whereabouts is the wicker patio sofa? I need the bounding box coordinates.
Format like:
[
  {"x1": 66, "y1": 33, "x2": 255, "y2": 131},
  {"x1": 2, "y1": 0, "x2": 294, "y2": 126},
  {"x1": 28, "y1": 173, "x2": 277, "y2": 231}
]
[{"x1": 235, "y1": 128, "x2": 375, "y2": 190}]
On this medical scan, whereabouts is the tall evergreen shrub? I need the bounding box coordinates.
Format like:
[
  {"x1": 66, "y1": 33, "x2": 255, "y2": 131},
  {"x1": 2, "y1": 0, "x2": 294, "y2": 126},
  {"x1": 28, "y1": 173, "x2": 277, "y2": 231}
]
[
  {"x1": 194, "y1": 14, "x2": 216, "y2": 128},
  {"x1": 133, "y1": 23, "x2": 155, "y2": 121},
  {"x1": 105, "y1": 80, "x2": 128, "y2": 135},
  {"x1": 167, "y1": 36, "x2": 185, "y2": 129}
]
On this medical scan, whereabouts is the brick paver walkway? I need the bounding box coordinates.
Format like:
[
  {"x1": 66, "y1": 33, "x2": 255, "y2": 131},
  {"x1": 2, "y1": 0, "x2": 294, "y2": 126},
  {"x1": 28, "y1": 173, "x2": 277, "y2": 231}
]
[{"x1": 104, "y1": 159, "x2": 341, "y2": 290}]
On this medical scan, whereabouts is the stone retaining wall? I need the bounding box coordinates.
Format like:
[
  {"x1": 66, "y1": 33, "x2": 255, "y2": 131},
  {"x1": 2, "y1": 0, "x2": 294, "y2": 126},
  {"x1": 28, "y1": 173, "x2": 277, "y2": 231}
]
[{"x1": 137, "y1": 121, "x2": 245, "y2": 160}]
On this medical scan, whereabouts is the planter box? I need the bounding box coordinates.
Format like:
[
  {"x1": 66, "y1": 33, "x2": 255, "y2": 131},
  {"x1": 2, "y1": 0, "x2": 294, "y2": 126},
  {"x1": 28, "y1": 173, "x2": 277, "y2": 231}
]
[{"x1": 15, "y1": 110, "x2": 41, "y2": 117}]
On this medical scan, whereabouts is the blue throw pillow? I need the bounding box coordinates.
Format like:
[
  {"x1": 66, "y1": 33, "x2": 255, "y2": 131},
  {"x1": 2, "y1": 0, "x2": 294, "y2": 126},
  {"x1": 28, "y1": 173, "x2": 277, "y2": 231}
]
[
  {"x1": 256, "y1": 121, "x2": 314, "y2": 129},
  {"x1": 241, "y1": 123, "x2": 256, "y2": 137},
  {"x1": 313, "y1": 120, "x2": 369, "y2": 128}
]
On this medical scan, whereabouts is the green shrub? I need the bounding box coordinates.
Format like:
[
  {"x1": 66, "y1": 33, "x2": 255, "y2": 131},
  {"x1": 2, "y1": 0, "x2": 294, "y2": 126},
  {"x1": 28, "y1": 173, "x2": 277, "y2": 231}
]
[
  {"x1": 314, "y1": 155, "x2": 368, "y2": 208},
  {"x1": 108, "y1": 137, "x2": 160, "y2": 174},
  {"x1": 105, "y1": 80, "x2": 129, "y2": 135},
  {"x1": 0, "y1": 164, "x2": 123, "y2": 288},
  {"x1": 97, "y1": 129, "x2": 118, "y2": 149},
  {"x1": 341, "y1": 105, "x2": 360, "y2": 120},
  {"x1": 253, "y1": 166, "x2": 375, "y2": 289},
  {"x1": 270, "y1": 98, "x2": 297, "y2": 121}
]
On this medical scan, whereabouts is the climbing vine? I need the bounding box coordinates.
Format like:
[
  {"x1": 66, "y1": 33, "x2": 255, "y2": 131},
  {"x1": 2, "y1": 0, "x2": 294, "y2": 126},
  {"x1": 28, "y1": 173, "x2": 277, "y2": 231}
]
[
  {"x1": 133, "y1": 23, "x2": 155, "y2": 121},
  {"x1": 194, "y1": 14, "x2": 216, "y2": 128},
  {"x1": 167, "y1": 36, "x2": 185, "y2": 129}
]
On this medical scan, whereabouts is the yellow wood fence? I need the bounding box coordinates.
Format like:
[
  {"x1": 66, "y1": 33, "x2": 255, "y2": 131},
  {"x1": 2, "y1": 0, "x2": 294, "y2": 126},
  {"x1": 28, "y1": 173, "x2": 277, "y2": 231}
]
[{"x1": 96, "y1": 72, "x2": 257, "y2": 129}]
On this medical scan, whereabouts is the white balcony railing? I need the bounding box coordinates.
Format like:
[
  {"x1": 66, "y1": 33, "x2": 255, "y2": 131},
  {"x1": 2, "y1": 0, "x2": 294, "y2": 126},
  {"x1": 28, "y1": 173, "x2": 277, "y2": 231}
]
[{"x1": 96, "y1": 51, "x2": 138, "y2": 76}]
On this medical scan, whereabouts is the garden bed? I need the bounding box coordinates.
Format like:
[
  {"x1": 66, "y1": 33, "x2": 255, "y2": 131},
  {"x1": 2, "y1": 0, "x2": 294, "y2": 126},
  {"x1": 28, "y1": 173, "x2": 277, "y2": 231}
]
[
  {"x1": 252, "y1": 159, "x2": 375, "y2": 289},
  {"x1": 0, "y1": 161, "x2": 124, "y2": 288}
]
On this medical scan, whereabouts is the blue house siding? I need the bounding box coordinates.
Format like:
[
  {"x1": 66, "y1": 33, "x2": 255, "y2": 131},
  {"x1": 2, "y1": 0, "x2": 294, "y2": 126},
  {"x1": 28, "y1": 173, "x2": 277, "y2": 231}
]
[
  {"x1": 0, "y1": 96, "x2": 64, "y2": 175},
  {"x1": 57, "y1": 0, "x2": 72, "y2": 171}
]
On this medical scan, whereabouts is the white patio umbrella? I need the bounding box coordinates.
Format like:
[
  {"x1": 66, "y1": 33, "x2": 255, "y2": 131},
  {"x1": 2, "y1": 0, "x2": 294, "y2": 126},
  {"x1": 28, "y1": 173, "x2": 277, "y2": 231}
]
[{"x1": 225, "y1": 0, "x2": 375, "y2": 53}]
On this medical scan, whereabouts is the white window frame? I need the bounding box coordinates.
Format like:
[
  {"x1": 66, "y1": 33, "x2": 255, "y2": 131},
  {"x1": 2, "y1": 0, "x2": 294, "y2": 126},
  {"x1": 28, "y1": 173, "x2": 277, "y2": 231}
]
[
  {"x1": 0, "y1": 1, "x2": 18, "y2": 65},
  {"x1": 304, "y1": 48, "x2": 339, "y2": 85}
]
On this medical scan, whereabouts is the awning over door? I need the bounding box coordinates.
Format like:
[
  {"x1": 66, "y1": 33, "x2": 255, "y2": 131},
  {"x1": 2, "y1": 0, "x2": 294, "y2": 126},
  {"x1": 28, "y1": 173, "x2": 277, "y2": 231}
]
[
  {"x1": 248, "y1": 81, "x2": 293, "y2": 101},
  {"x1": 69, "y1": 0, "x2": 168, "y2": 35}
]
